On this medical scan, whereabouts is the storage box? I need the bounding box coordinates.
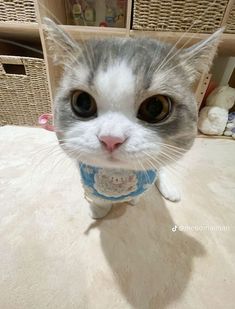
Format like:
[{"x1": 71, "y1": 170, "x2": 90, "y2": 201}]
[
  {"x1": 226, "y1": 3, "x2": 235, "y2": 33},
  {"x1": 0, "y1": 55, "x2": 51, "y2": 126},
  {"x1": 132, "y1": 0, "x2": 229, "y2": 33},
  {"x1": 0, "y1": 0, "x2": 37, "y2": 23}
]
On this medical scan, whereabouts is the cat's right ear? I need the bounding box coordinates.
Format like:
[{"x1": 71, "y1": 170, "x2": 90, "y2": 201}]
[
  {"x1": 43, "y1": 18, "x2": 80, "y2": 65},
  {"x1": 179, "y1": 28, "x2": 223, "y2": 83}
]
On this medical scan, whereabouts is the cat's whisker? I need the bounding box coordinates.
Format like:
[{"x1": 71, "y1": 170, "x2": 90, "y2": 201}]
[
  {"x1": 142, "y1": 151, "x2": 184, "y2": 179},
  {"x1": 156, "y1": 147, "x2": 185, "y2": 161},
  {"x1": 159, "y1": 150, "x2": 183, "y2": 163},
  {"x1": 0, "y1": 38, "x2": 43, "y2": 55},
  {"x1": 0, "y1": 36, "x2": 78, "y2": 73},
  {"x1": 31, "y1": 145, "x2": 65, "y2": 170},
  {"x1": 38, "y1": 0, "x2": 64, "y2": 26},
  {"x1": 153, "y1": 146, "x2": 186, "y2": 158},
  {"x1": 152, "y1": 0, "x2": 218, "y2": 75},
  {"x1": 154, "y1": 153, "x2": 185, "y2": 173},
  {"x1": 49, "y1": 36, "x2": 80, "y2": 67},
  {"x1": 30, "y1": 144, "x2": 62, "y2": 166},
  {"x1": 147, "y1": 158, "x2": 183, "y2": 181},
  {"x1": 39, "y1": 3, "x2": 93, "y2": 72},
  {"x1": 0, "y1": 37, "x2": 79, "y2": 76},
  {"x1": 132, "y1": 154, "x2": 151, "y2": 184},
  {"x1": 138, "y1": 157, "x2": 152, "y2": 184},
  {"x1": 161, "y1": 26, "x2": 222, "y2": 78},
  {"x1": 42, "y1": 153, "x2": 78, "y2": 189},
  {"x1": 145, "y1": 156, "x2": 161, "y2": 170},
  {"x1": 159, "y1": 146, "x2": 187, "y2": 156},
  {"x1": 30, "y1": 141, "x2": 60, "y2": 154},
  {"x1": 29, "y1": 148, "x2": 66, "y2": 185},
  {"x1": 155, "y1": 141, "x2": 188, "y2": 152}
]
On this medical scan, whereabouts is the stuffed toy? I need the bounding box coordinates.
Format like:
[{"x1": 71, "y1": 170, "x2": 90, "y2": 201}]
[
  {"x1": 198, "y1": 85, "x2": 235, "y2": 136},
  {"x1": 224, "y1": 112, "x2": 235, "y2": 139}
]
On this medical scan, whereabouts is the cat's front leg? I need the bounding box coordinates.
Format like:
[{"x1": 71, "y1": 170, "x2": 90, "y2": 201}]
[
  {"x1": 89, "y1": 201, "x2": 112, "y2": 219},
  {"x1": 155, "y1": 168, "x2": 181, "y2": 202}
]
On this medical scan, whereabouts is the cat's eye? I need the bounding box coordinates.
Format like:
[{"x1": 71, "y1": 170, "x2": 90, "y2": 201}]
[
  {"x1": 137, "y1": 95, "x2": 172, "y2": 123},
  {"x1": 71, "y1": 90, "x2": 97, "y2": 118}
]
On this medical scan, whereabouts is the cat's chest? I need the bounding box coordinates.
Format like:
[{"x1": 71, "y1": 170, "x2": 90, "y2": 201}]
[{"x1": 78, "y1": 162, "x2": 157, "y2": 203}]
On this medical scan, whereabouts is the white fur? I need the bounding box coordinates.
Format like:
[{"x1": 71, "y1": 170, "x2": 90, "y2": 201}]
[
  {"x1": 156, "y1": 168, "x2": 181, "y2": 202},
  {"x1": 149, "y1": 71, "x2": 171, "y2": 94},
  {"x1": 63, "y1": 61, "x2": 163, "y2": 170},
  {"x1": 60, "y1": 65, "x2": 90, "y2": 92},
  {"x1": 94, "y1": 62, "x2": 135, "y2": 114},
  {"x1": 65, "y1": 111, "x2": 161, "y2": 169}
]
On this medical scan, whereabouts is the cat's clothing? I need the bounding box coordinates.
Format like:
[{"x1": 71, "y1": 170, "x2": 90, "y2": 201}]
[{"x1": 79, "y1": 162, "x2": 157, "y2": 203}]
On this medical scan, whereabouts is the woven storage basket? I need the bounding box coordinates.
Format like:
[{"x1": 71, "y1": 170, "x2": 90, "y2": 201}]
[
  {"x1": 0, "y1": 0, "x2": 36, "y2": 23},
  {"x1": 0, "y1": 56, "x2": 51, "y2": 126},
  {"x1": 226, "y1": 3, "x2": 235, "y2": 33},
  {"x1": 133, "y1": 0, "x2": 229, "y2": 33}
]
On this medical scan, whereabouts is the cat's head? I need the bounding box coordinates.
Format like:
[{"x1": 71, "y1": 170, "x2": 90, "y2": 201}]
[{"x1": 45, "y1": 18, "x2": 222, "y2": 170}]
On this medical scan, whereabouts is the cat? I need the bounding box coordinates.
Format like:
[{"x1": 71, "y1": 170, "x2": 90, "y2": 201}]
[{"x1": 44, "y1": 18, "x2": 222, "y2": 219}]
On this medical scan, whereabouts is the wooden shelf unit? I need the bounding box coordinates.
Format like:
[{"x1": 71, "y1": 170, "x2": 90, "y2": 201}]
[
  {"x1": 1, "y1": 0, "x2": 235, "y2": 104},
  {"x1": 0, "y1": 21, "x2": 40, "y2": 42}
]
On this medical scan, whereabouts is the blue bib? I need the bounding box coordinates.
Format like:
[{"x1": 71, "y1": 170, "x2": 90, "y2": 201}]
[{"x1": 79, "y1": 162, "x2": 157, "y2": 203}]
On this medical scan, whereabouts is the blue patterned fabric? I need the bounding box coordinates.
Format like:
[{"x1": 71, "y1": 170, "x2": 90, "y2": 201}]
[{"x1": 79, "y1": 162, "x2": 157, "y2": 202}]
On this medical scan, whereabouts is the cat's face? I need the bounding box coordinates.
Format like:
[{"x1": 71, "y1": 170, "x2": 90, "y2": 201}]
[{"x1": 45, "y1": 19, "x2": 222, "y2": 170}]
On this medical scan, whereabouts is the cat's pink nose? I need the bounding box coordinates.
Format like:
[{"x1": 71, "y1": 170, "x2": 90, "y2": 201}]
[{"x1": 99, "y1": 135, "x2": 125, "y2": 152}]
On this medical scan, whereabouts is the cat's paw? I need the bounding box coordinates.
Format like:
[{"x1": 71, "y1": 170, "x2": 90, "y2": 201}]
[
  {"x1": 155, "y1": 169, "x2": 181, "y2": 202},
  {"x1": 157, "y1": 183, "x2": 181, "y2": 202},
  {"x1": 89, "y1": 203, "x2": 112, "y2": 219},
  {"x1": 129, "y1": 197, "x2": 140, "y2": 206}
]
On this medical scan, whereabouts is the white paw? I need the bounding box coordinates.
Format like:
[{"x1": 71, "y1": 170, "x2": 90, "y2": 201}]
[
  {"x1": 157, "y1": 184, "x2": 181, "y2": 202},
  {"x1": 129, "y1": 197, "x2": 140, "y2": 206},
  {"x1": 155, "y1": 169, "x2": 181, "y2": 202},
  {"x1": 89, "y1": 203, "x2": 112, "y2": 219}
]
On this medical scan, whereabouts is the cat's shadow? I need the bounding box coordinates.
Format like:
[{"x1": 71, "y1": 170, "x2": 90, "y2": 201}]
[{"x1": 85, "y1": 188, "x2": 205, "y2": 309}]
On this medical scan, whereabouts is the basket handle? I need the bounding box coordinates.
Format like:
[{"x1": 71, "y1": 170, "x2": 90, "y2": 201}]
[{"x1": 0, "y1": 56, "x2": 27, "y2": 76}]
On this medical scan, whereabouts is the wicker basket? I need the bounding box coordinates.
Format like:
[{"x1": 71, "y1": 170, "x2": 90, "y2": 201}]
[
  {"x1": 132, "y1": 0, "x2": 229, "y2": 33},
  {"x1": 0, "y1": 56, "x2": 51, "y2": 126},
  {"x1": 0, "y1": 0, "x2": 36, "y2": 23},
  {"x1": 226, "y1": 3, "x2": 235, "y2": 33}
]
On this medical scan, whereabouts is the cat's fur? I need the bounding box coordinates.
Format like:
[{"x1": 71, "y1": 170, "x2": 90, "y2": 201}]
[{"x1": 44, "y1": 18, "x2": 222, "y2": 218}]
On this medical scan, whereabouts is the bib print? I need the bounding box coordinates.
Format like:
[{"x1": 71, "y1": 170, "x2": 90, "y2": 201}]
[{"x1": 79, "y1": 162, "x2": 157, "y2": 203}]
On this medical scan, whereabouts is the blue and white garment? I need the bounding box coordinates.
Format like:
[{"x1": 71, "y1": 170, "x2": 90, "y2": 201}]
[{"x1": 79, "y1": 162, "x2": 157, "y2": 203}]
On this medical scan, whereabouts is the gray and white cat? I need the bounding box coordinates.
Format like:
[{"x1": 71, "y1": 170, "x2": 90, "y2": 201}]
[{"x1": 45, "y1": 18, "x2": 222, "y2": 219}]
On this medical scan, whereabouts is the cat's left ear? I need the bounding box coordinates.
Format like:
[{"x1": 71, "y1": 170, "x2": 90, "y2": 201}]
[
  {"x1": 43, "y1": 18, "x2": 80, "y2": 65},
  {"x1": 179, "y1": 28, "x2": 224, "y2": 83}
]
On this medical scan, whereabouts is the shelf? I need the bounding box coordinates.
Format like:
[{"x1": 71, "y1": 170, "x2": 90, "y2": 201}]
[
  {"x1": 0, "y1": 22, "x2": 40, "y2": 42},
  {"x1": 130, "y1": 30, "x2": 235, "y2": 56},
  {"x1": 61, "y1": 25, "x2": 127, "y2": 40},
  {"x1": 40, "y1": 25, "x2": 235, "y2": 56},
  {"x1": 197, "y1": 134, "x2": 234, "y2": 140},
  {"x1": 49, "y1": 25, "x2": 235, "y2": 56}
]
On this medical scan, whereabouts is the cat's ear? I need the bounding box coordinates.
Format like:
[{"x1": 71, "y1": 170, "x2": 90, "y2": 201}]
[
  {"x1": 43, "y1": 18, "x2": 80, "y2": 65},
  {"x1": 179, "y1": 28, "x2": 224, "y2": 83}
]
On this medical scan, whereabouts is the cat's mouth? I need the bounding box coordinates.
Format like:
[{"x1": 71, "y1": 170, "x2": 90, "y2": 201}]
[
  {"x1": 105, "y1": 153, "x2": 123, "y2": 164},
  {"x1": 90, "y1": 151, "x2": 134, "y2": 169}
]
